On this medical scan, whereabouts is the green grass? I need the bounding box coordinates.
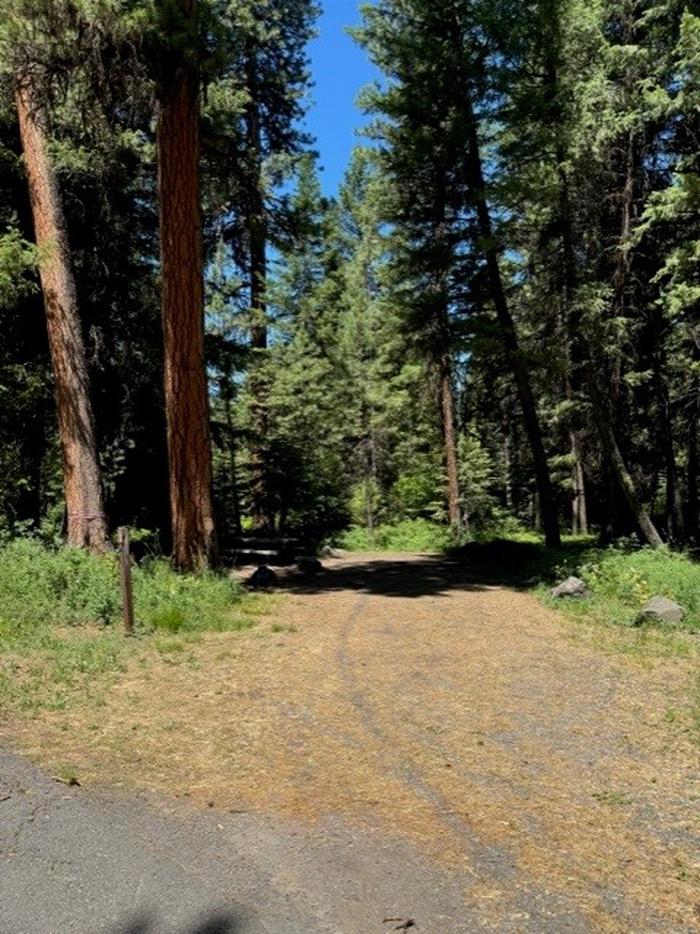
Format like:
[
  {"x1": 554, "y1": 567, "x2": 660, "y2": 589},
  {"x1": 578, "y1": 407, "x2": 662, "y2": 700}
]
[
  {"x1": 0, "y1": 538, "x2": 260, "y2": 715},
  {"x1": 336, "y1": 518, "x2": 456, "y2": 553},
  {"x1": 542, "y1": 542, "x2": 700, "y2": 633}
]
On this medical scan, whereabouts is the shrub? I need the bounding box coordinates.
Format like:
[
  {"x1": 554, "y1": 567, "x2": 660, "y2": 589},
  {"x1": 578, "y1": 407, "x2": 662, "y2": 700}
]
[
  {"x1": 133, "y1": 559, "x2": 246, "y2": 633},
  {"x1": 574, "y1": 546, "x2": 700, "y2": 631}
]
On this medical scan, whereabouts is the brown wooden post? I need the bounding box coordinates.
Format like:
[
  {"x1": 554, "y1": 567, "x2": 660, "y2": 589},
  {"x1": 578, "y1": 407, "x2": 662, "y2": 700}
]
[{"x1": 117, "y1": 527, "x2": 135, "y2": 636}]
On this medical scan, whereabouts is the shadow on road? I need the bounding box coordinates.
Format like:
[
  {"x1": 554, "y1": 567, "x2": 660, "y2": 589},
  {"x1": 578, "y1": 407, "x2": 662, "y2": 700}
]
[
  {"x1": 113, "y1": 912, "x2": 244, "y2": 934},
  {"x1": 263, "y1": 539, "x2": 593, "y2": 600}
]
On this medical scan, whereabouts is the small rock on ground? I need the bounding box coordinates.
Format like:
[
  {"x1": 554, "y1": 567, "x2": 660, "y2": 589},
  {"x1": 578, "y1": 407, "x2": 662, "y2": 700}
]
[
  {"x1": 247, "y1": 565, "x2": 278, "y2": 589},
  {"x1": 637, "y1": 595, "x2": 685, "y2": 626},
  {"x1": 297, "y1": 556, "x2": 324, "y2": 575},
  {"x1": 551, "y1": 576, "x2": 590, "y2": 599}
]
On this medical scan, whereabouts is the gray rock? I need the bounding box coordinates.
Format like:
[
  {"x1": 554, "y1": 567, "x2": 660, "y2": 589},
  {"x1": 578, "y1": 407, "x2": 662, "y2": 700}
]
[
  {"x1": 550, "y1": 576, "x2": 590, "y2": 599},
  {"x1": 637, "y1": 595, "x2": 685, "y2": 627},
  {"x1": 247, "y1": 565, "x2": 278, "y2": 589},
  {"x1": 296, "y1": 556, "x2": 324, "y2": 575},
  {"x1": 319, "y1": 545, "x2": 345, "y2": 559}
]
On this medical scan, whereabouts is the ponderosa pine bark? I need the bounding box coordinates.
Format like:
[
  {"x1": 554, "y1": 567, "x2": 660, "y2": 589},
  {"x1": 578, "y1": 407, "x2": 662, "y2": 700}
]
[
  {"x1": 15, "y1": 81, "x2": 107, "y2": 552},
  {"x1": 156, "y1": 0, "x2": 217, "y2": 570},
  {"x1": 463, "y1": 100, "x2": 560, "y2": 548}
]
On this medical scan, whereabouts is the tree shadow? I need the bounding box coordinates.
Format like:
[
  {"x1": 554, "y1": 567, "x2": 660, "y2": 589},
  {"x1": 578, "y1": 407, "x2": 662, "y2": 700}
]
[
  {"x1": 263, "y1": 539, "x2": 593, "y2": 600},
  {"x1": 113, "y1": 910, "x2": 245, "y2": 934}
]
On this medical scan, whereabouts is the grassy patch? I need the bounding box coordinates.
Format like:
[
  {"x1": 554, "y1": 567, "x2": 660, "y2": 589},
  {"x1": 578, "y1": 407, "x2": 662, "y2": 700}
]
[
  {"x1": 0, "y1": 538, "x2": 263, "y2": 716},
  {"x1": 336, "y1": 518, "x2": 456, "y2": 553},
  {"x1": 539, "y1": 544, "x2": 700, "y2": 634}
]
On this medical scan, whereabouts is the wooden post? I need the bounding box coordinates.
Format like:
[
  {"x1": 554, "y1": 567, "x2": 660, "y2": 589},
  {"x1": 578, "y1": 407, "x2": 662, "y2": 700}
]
[{"x1": 117, "y1": 527, "x2": 135, "y2": 636}]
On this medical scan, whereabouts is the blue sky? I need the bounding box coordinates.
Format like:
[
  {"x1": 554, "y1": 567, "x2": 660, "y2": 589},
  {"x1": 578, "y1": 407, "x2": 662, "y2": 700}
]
[{"x1": 305, "y1": 2, "x2": 379, "y2": 195}]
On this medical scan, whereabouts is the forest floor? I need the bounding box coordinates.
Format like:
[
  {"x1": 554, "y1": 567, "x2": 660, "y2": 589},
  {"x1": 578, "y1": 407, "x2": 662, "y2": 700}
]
[{"x1": 2, "y1": 552, "x2": 700, "y2": 933}]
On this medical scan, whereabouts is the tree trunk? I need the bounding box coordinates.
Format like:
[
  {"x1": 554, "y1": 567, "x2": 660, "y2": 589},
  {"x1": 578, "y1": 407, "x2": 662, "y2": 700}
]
[
  {"x1": 555, "y1": 148, "x2": 589, "y2": 537},
  {"x1": 571, "y1": 433, "x2": 589, "y2": 535},
  {"x1": 246, "y1": 55, "x2": 267, "y2": 353},
  {"x1": 15, "y1": 82, "x2": 107, "y2": 552},
  {"x1": 222, "y1": 390, "x2": 242, "y2": 538},
  {"x1": 363, "y1": 408, "x2": 378, "y2": 539},
  {"x1": 245, "y1": 49, "x2": 271, "y2": 531},
  {"x1": 156, "y1": 0, "x2": 217, "y2": 570},
  {"x1": 503, "y1": 431, "x2": 513, "y2": 511},
  {"x1": 463, "y1": 101, "x2": 560, "y2": 547},
  {"x1": 585, "y1": 118, "x2": 662, "y2": 548},
  {"x1": 439, "y1": 350, "x2": 462, "y2": 532},
  {"x1": 654, "y1": 362, "x2": 685, "y2": 542},
  {"x1": 586, "y1": 369, "x2": 664, "y2": 548},
  {"x1": 687, "y1": 370, "x2": 699, "y2": 544}
]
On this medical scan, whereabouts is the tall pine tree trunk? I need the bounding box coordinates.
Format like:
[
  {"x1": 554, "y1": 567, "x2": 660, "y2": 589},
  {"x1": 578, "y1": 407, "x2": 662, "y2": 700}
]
[
  {"x1": 687, "y1": 359, "x2": 699, "y2": 544},
  {"x1": 430, "y1": 177, "x2": 462, "y2": 532},
  {"x1": 463, "y1": 102, "x2": 560, "y2": 547},
  {"x1": 556, "y1": 156, "x2": 589, "y2": 536},
  {"x1": 653, "y1": 360, "x2": 684, "y2": 542},
  {"x1": 246, "y1": 54, "x2": 267, "y2": 353},
  {"x1": 590, "y1": 128, "x2": 663, "y2": 548},
  {"x1": 245, "y1": 49, "x2": 271, "y2": 531},
  {"x1": 586, "y1": 369, "x2": 664, "y2": 548},
  {"x1": 156, "y1": 0, "x2": 217, "y2": 570},
  {"x1": 15, "y1": 82, "x2": 107, "y2": 552}
]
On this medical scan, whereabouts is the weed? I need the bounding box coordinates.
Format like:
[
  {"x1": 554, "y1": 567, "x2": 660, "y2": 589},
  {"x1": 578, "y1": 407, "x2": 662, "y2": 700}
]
[
  {"x1": 270, "y1": 623, "x2": 298, "y2": 633},
  {"x1": 592, "y1": 790, "x2": 633, "y2": 806}
]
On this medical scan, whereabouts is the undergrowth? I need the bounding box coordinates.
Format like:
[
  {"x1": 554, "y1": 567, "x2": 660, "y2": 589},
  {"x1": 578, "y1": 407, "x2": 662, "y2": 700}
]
[
  {"x1": 0, "y1": 538, "x2": 259, "y2": 715},
  {"x1": 336, "y1": 518, "x2": 456, "y2": 553}
]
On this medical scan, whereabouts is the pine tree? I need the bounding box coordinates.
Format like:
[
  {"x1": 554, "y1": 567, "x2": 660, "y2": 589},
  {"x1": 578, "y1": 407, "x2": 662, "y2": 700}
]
[
  {"x1": 1, "y1": 1, "x2": 110, "y2": 551},
  {"x1": 156, "y1": 0, "x2": 217, "y2": 569},
  {"x1": 356, "y1": 0, "x2": 563, "y2": 544}
]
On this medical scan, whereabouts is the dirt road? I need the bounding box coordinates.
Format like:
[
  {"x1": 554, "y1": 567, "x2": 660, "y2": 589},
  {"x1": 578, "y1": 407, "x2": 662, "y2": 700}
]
[{"x1": 2, "y1": 553, "x2": 699, "y2": 932}]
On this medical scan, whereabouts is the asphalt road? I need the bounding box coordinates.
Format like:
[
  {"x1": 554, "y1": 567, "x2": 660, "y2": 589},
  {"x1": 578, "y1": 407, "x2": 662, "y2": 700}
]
[{"x1": 0, "y1": 747, "x2": 476, "y2": 934}]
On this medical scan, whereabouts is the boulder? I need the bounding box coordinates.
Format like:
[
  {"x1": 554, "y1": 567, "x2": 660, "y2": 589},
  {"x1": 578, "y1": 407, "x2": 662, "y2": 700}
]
[
  {"x1": 247, "y1": 565, "x2": 278, "y2": 589},
  {"x1": 550, "y1": 576, "x2": 590, "y2": 599},
  {"x1": 319, "y1": 545, "x2": 346, "y2": 559},
  {"x1": 637, "y1": 595, "x2": 685, "y2": 627},
  {"x1": 296, "y1": 555, "x2": 324, "y2": 575}
]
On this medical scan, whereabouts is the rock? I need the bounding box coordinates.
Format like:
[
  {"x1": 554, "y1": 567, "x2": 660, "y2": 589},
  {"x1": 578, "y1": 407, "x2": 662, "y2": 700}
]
[
  {"x1": 637, "y1": 595, "x2": 685, "y2": 627},
  {"x1": 550, "y1": 576, "x2": 590, "y2": 599},
  {"x1": 247, "y1": 565, "x2": 278, "y2": 589},
  {"x1": 296, "y1": 555, "x2": 324, "y2": 575},
  {"x1": 319, "y1": 545, "x2": 345, "y2": 559}
]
